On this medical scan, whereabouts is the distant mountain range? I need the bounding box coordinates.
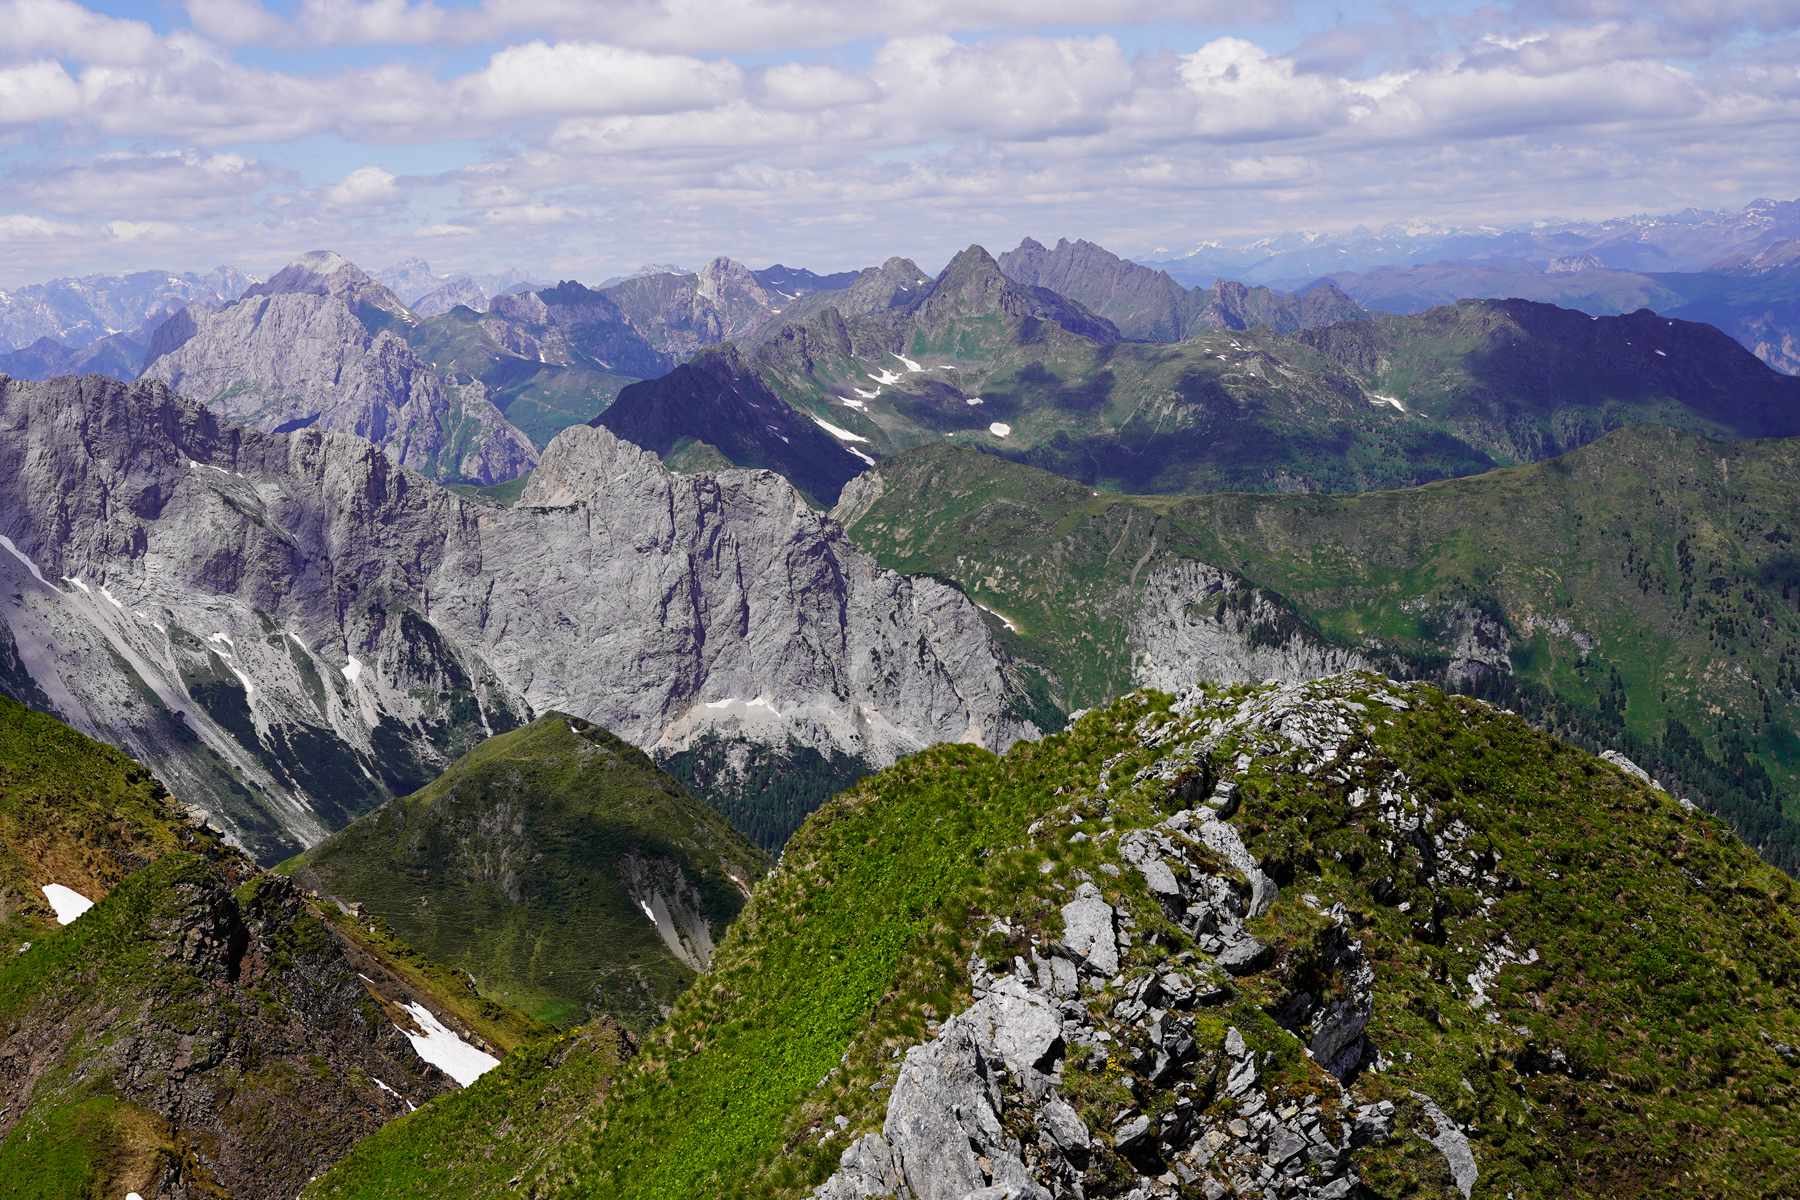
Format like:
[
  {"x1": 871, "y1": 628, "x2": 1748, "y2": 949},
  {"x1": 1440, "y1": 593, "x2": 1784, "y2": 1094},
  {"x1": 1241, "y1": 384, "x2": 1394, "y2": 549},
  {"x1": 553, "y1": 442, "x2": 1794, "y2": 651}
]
[
  {"x1": 1143, "y1": 195, "x2": 1800, "y2": 282},
  {"x1": 0, "y1": 265, "x2": 256, "y2": 354}
]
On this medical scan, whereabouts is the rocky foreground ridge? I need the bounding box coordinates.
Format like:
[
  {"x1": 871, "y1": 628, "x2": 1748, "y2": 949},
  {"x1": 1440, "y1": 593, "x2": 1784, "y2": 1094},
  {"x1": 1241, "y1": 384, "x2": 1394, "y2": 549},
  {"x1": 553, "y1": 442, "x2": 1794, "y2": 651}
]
[
  {"x1": 435, "y1": 670, "x2": 1800, "y2": 1200},
  {"x1": 0, "y1": 373, "x2": 1037, "y2": 861}
]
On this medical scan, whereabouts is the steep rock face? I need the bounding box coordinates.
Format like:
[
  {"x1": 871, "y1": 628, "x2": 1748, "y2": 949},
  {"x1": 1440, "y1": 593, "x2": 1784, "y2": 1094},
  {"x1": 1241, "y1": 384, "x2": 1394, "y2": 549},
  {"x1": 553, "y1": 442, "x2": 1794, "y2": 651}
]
[
  {"x1": 142, "y1": 251, "x2": 538, "y2": 486},
  {"x1": 997, "y1": 236, "x2": 1366, "y2": 341},
  {"x1": 411, "y1": 275, "x2": 490, "y2": 318},
  {"x1": 1129, "y1": 561, "x2": 1371, "y2": 691},
  {"x1": 599, "y1": 257, "x2": 790, "y2": 362},
  {"x1": 0, "y1": 376, "x2": 1034, "y2": 860}
]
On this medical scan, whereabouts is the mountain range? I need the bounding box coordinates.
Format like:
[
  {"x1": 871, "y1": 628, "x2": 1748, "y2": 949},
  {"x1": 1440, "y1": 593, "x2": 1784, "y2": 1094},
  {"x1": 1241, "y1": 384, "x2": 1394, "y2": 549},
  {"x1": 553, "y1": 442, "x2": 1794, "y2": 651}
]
[
  {"x1": 7, "y1": 214, "x2": 1800, "y2": 1200},
  {"x1": 0, "y1": 372, "x2": 1037, "y2": 863},
  {"x1": 600, "y1": 243, "x2": 1800, "y2": 505},
  {"x1": 1144, "y1": 195, "x2": 1800, "y2": 282}
]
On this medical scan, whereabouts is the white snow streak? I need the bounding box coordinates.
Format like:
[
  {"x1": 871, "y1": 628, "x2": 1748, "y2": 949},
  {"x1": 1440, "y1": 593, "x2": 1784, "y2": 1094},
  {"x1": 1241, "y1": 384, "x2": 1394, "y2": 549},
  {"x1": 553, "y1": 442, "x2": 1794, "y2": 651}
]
[
  {"x1": 0, "y1": 536, "x2": 46, "y2": 585},
  {"x1": 974, "y1": 603, "x2": 1018, "y2": 632},
  {"x1": 63, "y1": 576, "x2": 91, "y2": 594},
  {"x1": 636, "y1": 897, "x2": 657, "y2": 925},
  {"x1": 98, "y1": 586, "x2": 124, "y2": 609},
  {"x1": 810, "y1": 416, "x2": 869, "y2": 443},
  {"x1": 848, "y1": 447, "x2": 876, "y2": 465},
  {"x1": 705, "y1": 697, "x2": 738, "y2": 708},
  {"x1": 372, "y1": 1077, "x2": 416, "y2": 1112},
  {"x1": 395, "y1": 1002, "x2": 498, "y2": 1087},
  {"x1": 42, "y1": 883, "x2": 95, "y2": 925},
  {"x1": 965, "y1": 396, "x2": 984, "y2": 405},
  {"x1": 1368, "y1": 394, "x2": 1407, "y2": 411},
  {"x1": 343, "y1": 655, "x2": 364, "y2": 682},
  {"x1": 893, "y1": 352, "x2": 923, "y2": 372}
]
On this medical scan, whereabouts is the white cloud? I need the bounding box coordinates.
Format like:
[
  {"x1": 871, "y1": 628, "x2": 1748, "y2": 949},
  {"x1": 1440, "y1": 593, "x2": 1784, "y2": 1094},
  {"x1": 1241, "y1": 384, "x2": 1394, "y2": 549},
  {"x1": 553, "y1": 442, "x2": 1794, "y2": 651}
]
[
  {"x1": 4, "y1": 2, "x2": 1800, "y2": 285},
  {"x1": 1, "y1": 149, "x2": 289, "y2": 219},
  {"x1": 453, "y1": 40, "x2": 743, "y2": 120}
]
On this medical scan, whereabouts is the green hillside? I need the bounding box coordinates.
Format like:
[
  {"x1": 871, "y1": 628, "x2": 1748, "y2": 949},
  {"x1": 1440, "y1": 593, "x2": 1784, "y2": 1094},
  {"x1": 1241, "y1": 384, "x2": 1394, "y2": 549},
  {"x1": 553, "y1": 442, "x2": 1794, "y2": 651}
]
[
  {"x1": 312, "y1": 674, "x2": 1800, "y2": 1199},
  {"x1": 285, "y1": 713, "x2": 773, "y2": 1031},
  {"x1": 841, "y1": 427, "x2": 1800, "y2": 871},
  {"x1": 0, "y1": 695, "x2": 553, "y2": 1197},
  {"x1": 0, "y1": 693, "x2": 189, "y2": 941}
]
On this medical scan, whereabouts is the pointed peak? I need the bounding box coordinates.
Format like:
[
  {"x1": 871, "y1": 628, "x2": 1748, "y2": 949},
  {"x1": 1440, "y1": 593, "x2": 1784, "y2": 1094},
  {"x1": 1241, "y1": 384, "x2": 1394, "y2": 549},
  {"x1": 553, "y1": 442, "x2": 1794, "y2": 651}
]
[{"x1": 1017, "y1": 236, "x2": 1046, "y2": 252}]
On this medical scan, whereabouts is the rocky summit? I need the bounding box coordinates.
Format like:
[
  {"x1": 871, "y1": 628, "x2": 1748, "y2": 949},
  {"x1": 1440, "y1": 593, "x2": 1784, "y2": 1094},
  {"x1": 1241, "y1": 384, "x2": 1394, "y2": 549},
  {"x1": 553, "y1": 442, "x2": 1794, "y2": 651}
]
[
  {"x1": 142, "y1": 250, "x2": 539, "y2": 487},
  {"x1": 0, "y1": 373, "x2": 1038, "y2": 861}
]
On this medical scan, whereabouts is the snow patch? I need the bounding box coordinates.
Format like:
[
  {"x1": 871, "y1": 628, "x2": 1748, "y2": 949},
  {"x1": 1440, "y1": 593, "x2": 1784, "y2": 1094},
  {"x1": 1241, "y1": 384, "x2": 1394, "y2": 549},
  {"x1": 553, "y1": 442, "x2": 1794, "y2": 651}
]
[
  {"x1": 705, "y1": 697, "x2": 737, "y2": 708},
  {"x1": 637, "y1": 897, "x2": 657, "y2": 925},
  {"x1": 893, "y1": 352, "x2": 923, "y2": 372},
  {"x1": 988, "y1": 423, "x2": 1012, "y2": 437},
  {"x1": 1654, "y1": 349, "x2": 1667, "y2": 356},
  {"x1": 868, "y1": 367, "x2": 902, "y2": 385},
  {"x1": 810, "y1": 415, "x2": 869, "y2": 443},
  {"x1": 372, "y1": 1077, "x2": 416, "y2": 1112},
  {"x1": 63, "y1": 576, "x2": 91, "y2": 594},
  {"x1": 975, "y1": 602, "x2": 1018, "y2": 632},
  {"x1": 208, "y1": 632, "x2": 235, "y2": 650},
  {"x1": 42, "y1": 883, "x2": 94, "y2": 925},
  {"x1": 0, "y1": 536, "x2": 47, "y2": 585},
  {"x1": 395, "y1": 1002, "x2": 498, "y2": 1087},
  {"x1": 343, "y1": 655, "x2": 364, "y2": 683},
  {"x1": 848, "y1": 447, "x2": 876, "y2": 466},
  {"x1": 851, "y1": 388, "x2": 878, "y2": 400},
  {"x1": 98, "y1": 586, "x2": 124, "y2": 609},
  {"x1": 965, "y1": 396, "x2": 983, "y2": 405},
  {"x1": 1368, "y1": 394, "x2": 1407, "y2": 411}
]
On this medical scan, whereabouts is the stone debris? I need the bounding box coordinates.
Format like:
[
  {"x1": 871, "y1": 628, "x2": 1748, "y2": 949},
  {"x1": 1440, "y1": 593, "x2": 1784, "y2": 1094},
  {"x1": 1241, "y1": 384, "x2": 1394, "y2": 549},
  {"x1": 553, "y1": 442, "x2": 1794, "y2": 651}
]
[{"x1": 812, "y1": 676, "x2": 1500, "y2": 1200}]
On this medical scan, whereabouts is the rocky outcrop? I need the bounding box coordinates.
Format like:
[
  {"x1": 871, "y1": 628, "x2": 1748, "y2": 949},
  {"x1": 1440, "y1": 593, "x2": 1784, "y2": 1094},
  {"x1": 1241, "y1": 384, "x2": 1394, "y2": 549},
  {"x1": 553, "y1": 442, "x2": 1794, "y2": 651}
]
[
  {"x1": 1129, "y1": 560, "x2": 1370, "y2": 691},
  {"x1": 0, "y1": 375, "x2": 1036, "y2": 861},
  {"x1": 142, "y1": 251, "x2": 538, "y2": 486},
  {"x1": 812, "y1": 675, "x2": 1479, "y2": 1200},
  {"x1": 0, "y1": 843, "x2": 466, "y2": 1200},
  {"x1": 0, "y1": 265, "x2": 253, "y2": 354}
]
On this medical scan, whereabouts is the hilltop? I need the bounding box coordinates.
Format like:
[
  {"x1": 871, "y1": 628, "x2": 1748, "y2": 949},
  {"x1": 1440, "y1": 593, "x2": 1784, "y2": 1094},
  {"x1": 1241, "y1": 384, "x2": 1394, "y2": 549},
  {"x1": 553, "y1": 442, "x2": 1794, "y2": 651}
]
[{"x1": 286, "y1": 714, "x2": 771, "y2": 1031}]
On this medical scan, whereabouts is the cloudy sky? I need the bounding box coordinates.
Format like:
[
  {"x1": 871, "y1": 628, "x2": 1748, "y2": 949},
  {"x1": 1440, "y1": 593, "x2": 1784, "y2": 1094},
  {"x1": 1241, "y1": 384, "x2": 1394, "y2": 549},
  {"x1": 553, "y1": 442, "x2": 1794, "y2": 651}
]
[{"x1": 2, "y1": 0, "x2": 1798, "y2": 286}]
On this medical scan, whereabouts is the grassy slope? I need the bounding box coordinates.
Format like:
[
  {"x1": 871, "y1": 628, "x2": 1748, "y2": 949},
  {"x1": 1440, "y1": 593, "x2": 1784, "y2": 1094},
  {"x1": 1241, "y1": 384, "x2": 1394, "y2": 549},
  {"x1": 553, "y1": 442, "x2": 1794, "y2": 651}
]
[
  {"x1": 301, "y1": 1020, "x2": 631, "y2": 1200},
  {"x1": 407, "y1": 308, "x2": 639, "y2": 451},
  {"x1": 323, "y1": 675, "x2": 1800, "y2": 1198},
  {"x1": 843, "y1": 429, "x2": 1800, "y2": 869},
  {"x1": 284, "y1": 714, "x2": 772, "y2": 1031},
  {"x1": 0, "y1": 699, "x2": 554, "y2": 1194},
  {"x1": 0, "y1": 693, "x2": 189, "y2": 940}
]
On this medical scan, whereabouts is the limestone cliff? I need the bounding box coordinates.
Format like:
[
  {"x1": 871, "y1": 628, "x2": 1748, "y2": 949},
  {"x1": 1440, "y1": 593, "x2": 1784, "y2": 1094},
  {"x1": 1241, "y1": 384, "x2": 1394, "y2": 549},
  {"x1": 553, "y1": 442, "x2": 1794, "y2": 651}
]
[
  {"x1": 0, "y1": 374, "x2": 1037, "y2": 862},
  {"x1": 141, "y1": 250, "x2": 538, "y2": 486}
]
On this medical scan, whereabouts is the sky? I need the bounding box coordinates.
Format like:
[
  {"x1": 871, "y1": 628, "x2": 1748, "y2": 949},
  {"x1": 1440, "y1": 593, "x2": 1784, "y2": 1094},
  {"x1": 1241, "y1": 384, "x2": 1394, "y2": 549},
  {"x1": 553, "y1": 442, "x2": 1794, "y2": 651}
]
[{"x1": 1, "y1": 0, "x2": 1798, "y2": 287}]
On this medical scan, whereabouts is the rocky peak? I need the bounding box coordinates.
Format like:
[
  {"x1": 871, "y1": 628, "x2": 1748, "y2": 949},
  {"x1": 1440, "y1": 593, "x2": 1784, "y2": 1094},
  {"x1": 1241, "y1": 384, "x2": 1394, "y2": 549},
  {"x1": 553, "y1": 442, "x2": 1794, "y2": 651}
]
[
  {"x1": 519, "y1": 422, "x2": 665, "y2": 507},
  {"x1": 694, "y1": 256, "x2": 777, "y2": 310}
]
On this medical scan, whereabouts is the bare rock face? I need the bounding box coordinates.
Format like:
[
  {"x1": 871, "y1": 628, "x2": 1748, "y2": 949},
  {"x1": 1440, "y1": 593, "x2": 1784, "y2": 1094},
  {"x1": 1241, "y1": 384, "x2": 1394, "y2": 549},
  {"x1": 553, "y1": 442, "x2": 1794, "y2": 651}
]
[
  {"x1": 141, "y1": 250, "x2": 537, "y2": 486},
  {"x1": 1130, "y1": 560, "x2": 1370, "y2": 691},
  {"x1": 0, "y1": 375, "x2": 1036, "y2": 861}
]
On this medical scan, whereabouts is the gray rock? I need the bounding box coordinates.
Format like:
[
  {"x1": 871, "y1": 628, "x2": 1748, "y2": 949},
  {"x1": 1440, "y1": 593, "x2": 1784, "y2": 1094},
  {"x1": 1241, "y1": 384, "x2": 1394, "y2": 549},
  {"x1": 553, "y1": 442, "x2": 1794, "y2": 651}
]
[
  {"x1": 0, "y1": 378, "x2": 1038, "y2": 858},
  {"x1": 1215, "y1": 935, "x2": 1272, "y2": 976},
  {"x1": 1225, "y1": 1026, "x2": 1248, "y2": 1059},
  {"x1": 882, "y1": 1021, "x2": 1003, "y2": 1200},
  {"x1": 1059, "y1": 883, "x2": 1118, "y2": 976},
  {"x1": 1349, "y1": 1101, "x2": 1395, "y2": 1147},
  {"x1": 970, "y1": 977, "x2": 1063, "y2": 1095},
  {"x1": 144, "y1": 252, "x2": 538, "y2": 487},
  {"x1": 1410, "y1": 1092, "x2": 1477, "y2": 1198},
  {"x1": 1036, "y1": 1098, "x2": 1089, "y2": 1151},
  {"x1": 1267, "y1": 1125, "x2": 1307, "y2": 1166},
  {"x1": 813, "y1": 1133, "x2": 900, "y2": 1200},
  {"x1": 1119, "y1": 832, "x2": 1181, "y2": 896},
  {"x1": 1224, "y1": 1054, "x2": 1258, "y2": 1098},
  {"x1": 1113, "y1": 1114, "x2": 1151, "y2": 1149},
  {"x1": 1192, "y1": 818, "x2": 1280, "y2": 917}
]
